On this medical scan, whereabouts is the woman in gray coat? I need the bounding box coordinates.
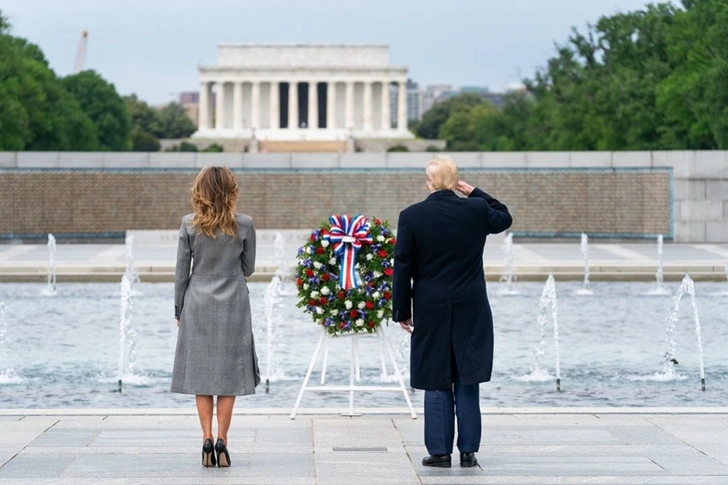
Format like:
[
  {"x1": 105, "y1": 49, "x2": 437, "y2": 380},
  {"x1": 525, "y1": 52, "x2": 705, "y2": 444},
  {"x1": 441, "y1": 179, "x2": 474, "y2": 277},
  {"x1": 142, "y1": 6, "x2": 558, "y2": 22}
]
[{"x1": 172, "y1": 166, "x2": 259, "y2": 468}]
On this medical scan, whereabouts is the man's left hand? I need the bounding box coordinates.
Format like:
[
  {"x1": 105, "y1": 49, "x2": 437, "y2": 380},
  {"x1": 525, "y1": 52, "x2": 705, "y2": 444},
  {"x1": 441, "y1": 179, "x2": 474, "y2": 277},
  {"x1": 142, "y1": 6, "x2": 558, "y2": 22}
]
[{"x1": 399, "y1": 319, "x2": 413, "y2": 334}]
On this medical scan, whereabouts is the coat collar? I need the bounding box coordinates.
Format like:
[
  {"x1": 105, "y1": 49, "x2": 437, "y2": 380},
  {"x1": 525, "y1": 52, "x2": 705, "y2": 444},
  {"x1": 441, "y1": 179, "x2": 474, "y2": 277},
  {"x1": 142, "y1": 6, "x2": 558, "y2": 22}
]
[{"x1": 426, "y1": 190, "x2": 458, "y2": 201}]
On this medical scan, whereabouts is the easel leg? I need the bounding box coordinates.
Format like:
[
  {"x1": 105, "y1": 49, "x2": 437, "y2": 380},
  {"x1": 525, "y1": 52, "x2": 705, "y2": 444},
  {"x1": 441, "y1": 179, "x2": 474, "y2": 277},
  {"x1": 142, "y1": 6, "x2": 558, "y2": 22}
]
[
  {"x1": 354, "y1": 334, "x2": 361, "y2": 382},
  {"x1": 346, "y1": 335, "x2": 356, "y2": 416},
  {"x1": 320, "y1": 335, "x2": 330, "y2": 384},
  {"x1": 290, "y1": 330, "x2": 326, "y2": 420},
  {"x1": 379, "y1": 332, "x2": 389, "y2": 379},
  {"x1": 379, "y1": 326, "x2": 417, "y2": 419}
]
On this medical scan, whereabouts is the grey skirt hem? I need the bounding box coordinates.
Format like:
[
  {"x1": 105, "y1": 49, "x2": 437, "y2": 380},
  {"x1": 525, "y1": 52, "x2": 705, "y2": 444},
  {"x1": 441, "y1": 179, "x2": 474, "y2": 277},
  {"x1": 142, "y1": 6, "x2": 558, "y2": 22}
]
[{"x1": 170, "y1": 386, "x2": 257, "y2": 397}]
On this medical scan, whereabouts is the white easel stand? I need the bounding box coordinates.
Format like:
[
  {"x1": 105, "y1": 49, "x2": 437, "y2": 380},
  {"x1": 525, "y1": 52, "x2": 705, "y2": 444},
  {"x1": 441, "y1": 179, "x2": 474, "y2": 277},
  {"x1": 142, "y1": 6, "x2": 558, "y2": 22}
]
[{"x1": 290, "y1": 325, "x2": 417, "y2": 419}]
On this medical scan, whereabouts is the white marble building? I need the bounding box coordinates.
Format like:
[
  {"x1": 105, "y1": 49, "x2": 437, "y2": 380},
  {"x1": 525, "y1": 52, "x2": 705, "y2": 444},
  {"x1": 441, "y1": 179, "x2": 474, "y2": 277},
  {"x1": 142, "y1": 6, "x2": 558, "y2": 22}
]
[{"x1": 192, "y1": 44, "x2": 413, "y2": 143}]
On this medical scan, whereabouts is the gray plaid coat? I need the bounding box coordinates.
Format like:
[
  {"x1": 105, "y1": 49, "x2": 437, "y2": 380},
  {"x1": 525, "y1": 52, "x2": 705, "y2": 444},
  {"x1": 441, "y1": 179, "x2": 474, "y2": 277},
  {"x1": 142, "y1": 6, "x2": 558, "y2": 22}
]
[{"x1": 171, "y1": 213, "x2": 260, "y2": 396}]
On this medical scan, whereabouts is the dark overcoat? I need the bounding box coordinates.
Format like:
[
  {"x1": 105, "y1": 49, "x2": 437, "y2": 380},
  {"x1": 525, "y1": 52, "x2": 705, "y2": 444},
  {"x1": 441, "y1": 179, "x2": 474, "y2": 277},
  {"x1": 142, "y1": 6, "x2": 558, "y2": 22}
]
[{"x1": 392, "y1": 188, "x2": 512, "y2": 390}]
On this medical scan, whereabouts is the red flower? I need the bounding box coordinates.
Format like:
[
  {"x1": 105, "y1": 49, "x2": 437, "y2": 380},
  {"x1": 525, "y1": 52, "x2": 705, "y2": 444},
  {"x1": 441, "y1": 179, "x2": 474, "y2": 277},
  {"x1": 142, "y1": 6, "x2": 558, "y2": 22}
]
[
  {"x1": 383, "y1": 268, "x2": 394, "y2": 277},
  {"x1": 365, "y1": 301, "x2": 374, "y2": 310},
  {"x1": 368, "y1": 321, "x2": 376, "y2": 328},
  {"x1": 349, "y1": 309, "x2": 358, "y2": 318},
  {"x1": 322, "y1": 229, "x2": 329, "y2": 236},
  {"x1": 378, "y1": 249, "x2": 388, "y2": 258},
  {"x1": 374, "y1": 218, "x2": 382, "y2": 225},
  {"x1": 339, "y1": 322, "x2": 346, "y2": 329},
  {"x1": 322, "y1": 273, "x2": 330, "y2": 282},
  {"x1": 310, "y1": 234, "x2": 316, "y2": 242},
  {"x1": 296, "y1": 278, "x2": 303, "y2": 287},
  {"x1": 337, "y1": 290, "x2": 346, "y2": 300},
  {"x1": 308, "y1": 299, "x2": 317, "y2": 306},
  {"x1": 383, "y1": 291, "x2": 392, "y2": 300},
  {"x1": 320, "y1": 297, "x2": 328, "y2": 305},
  {"x1": 305, "y1": 269, "x2": 314, "y2": 277},
  {"x1": 391, "y1": 238, "x2": 397, "y2": 244},
  {"x1": 316, "y1": 247, "x2": 324, "y2": 254}
]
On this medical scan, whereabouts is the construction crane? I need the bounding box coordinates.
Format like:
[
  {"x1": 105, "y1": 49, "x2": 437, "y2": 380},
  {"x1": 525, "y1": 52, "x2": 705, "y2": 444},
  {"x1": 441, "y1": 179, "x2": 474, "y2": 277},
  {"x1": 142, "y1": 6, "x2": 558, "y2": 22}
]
[{"x1": 73, "y1": 30, "x2": 88, "y2": 74}]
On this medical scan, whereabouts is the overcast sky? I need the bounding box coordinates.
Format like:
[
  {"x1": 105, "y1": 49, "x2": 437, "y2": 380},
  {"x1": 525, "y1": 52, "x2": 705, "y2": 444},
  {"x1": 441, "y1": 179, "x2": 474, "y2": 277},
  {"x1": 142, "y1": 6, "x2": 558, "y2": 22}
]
[{"x1": 3, "y1": 0, "x2": 660, "y2": 104}]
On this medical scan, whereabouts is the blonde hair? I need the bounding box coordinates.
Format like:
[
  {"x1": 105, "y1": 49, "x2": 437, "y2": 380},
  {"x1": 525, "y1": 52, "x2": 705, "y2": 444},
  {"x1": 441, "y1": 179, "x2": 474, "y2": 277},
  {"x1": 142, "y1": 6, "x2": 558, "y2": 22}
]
[
  {"x1": 191, "y1": 166, "x2": 239, "y2": 239},
  {"x1": 426, "y1": 156, "x2": 459, "y2": 191}
]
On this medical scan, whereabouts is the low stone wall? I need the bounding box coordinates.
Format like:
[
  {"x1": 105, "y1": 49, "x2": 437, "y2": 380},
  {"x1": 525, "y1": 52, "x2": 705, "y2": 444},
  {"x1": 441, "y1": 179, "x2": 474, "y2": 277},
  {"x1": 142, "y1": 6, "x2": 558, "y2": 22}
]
[{"x1": 0, "y1": 168, "x2": 671, "y2": 240}]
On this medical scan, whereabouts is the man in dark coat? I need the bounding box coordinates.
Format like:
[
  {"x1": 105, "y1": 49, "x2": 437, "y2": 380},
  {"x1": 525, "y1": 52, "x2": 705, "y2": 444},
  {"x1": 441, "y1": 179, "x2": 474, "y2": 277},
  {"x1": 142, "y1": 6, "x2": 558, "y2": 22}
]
[{"x1": 392, "y1": 156, "x2": 512, "y2": 468}]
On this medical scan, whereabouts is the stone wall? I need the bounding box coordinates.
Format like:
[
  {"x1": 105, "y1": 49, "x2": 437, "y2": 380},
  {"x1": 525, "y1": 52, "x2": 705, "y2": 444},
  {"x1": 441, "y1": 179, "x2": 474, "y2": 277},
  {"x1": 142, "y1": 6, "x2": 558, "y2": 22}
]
[{"x1": 0, "y1": 167, "x2": 671, "y2": 240}]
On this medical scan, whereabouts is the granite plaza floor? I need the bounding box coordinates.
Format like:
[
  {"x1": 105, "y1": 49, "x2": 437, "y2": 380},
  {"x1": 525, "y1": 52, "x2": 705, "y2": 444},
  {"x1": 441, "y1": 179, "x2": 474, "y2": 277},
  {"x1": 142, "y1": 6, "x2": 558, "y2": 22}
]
[{"x1": 0, "y1": 410, "x2": 727, "y2": 484}]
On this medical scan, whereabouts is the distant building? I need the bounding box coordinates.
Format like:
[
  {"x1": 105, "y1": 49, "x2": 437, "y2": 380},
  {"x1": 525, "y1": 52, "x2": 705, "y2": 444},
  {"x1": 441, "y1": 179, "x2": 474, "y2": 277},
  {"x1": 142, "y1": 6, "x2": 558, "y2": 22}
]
[
  {"x1": 423, "y1": 84, "x2": 453, "y2": 114},
  {"x1": 406, "y1": 79, "x2": 424, "y2": 122}
]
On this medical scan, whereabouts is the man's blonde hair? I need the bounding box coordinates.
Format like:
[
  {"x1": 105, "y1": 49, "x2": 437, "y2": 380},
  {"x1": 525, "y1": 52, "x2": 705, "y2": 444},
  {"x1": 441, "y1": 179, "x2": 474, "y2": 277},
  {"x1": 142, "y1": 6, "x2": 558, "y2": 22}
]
[{"x1": 426, "y1": 156, "x2": 459, "y2": 191}]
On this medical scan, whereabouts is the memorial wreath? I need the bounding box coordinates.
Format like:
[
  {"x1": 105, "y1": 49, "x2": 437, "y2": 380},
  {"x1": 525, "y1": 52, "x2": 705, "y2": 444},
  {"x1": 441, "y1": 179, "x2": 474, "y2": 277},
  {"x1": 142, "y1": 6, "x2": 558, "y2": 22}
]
[{"x1": 295, "y1": 214, "x2": 396, "y2": 336}]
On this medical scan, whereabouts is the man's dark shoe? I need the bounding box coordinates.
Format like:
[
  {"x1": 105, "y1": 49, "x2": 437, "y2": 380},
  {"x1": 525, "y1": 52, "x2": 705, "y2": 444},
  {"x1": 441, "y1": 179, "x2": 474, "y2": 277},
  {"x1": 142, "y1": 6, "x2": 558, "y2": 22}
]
[
  {"x1": 422, "y1": 454, "x2": 451, "y2": 467},
  {"x1": 460, "y1": 452, "x2": 478, "y2": 467}
]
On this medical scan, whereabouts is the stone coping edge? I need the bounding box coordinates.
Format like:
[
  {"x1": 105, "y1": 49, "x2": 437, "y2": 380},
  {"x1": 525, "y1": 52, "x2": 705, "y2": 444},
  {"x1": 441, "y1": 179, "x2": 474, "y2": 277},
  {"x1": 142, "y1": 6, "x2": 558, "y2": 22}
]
[{"x1": 0, "y1": 407, "x2": 727, "y2": 416}]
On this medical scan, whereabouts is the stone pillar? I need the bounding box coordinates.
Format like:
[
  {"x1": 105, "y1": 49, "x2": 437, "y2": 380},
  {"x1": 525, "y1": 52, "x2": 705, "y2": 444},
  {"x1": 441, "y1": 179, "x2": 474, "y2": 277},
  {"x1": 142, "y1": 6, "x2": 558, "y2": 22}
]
[
  {"x1": 251, "y1": 81, "x2": 260, "y2": 129},
  {"x1": 233, "y1": 82, "x2": 243, "y2": 130},
  {"x1": 345, "y1": 81, "x2": 355, "y2": 130},
  {"x1": 326, "y1": 82, "x2": 336, "y2": 129},
  {"x1": 289, "y1": 81, "x2": 298, "y2": 129},
  {"x1": 397, "y1": 80, "x2": 407, "y2": 131},
  {"x1": 270, "y1": 81, "x2": 280, "y2": 129},
  {"x1": 363, "y1": 81, "x2": 373, "y2": 131},
  {"x1": 215, "y1": 81, "x2": 226, "y2": 130},
  {"x1": 380, "y1": 81, "x2": 391, "y2": 130},
  {"x1": 199, "y1": 82, "x2": 210, "y2": 130},
  {"x1": 308, "y1": 81, "x2": 318, "y2": 129}
]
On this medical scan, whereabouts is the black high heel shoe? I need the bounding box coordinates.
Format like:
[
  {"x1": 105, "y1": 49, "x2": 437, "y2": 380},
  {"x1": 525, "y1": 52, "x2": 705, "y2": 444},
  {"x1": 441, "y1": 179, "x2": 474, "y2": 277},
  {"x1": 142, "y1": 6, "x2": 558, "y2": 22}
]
[
  {"x1": 215, "y1": 438, "x2": 231, "y2": 467},
  {"x1": 202, "y1": 438, "x2": 217, "y2": 467}
]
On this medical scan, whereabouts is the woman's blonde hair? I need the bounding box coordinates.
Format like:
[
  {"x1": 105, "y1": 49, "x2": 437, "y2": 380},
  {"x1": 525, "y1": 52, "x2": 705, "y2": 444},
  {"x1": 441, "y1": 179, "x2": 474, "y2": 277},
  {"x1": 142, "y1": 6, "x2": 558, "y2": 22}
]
[
  {"x1": 191, "y1": 166, "x2": 239, "y2": 239},
  {"x1": 426, "y1": 156, "x2": 459, "y2": 191}
]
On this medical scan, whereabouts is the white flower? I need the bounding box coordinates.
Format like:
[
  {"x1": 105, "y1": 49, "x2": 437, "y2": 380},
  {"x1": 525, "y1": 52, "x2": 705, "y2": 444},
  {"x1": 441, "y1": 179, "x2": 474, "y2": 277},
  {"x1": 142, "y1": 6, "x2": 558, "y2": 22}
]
[
  {"x1": 377, "y1": 235, "x2": 385, "y2": 242},
  {"x1": 357, "y1": 301, "x2": 365, "y2": 309},
  {"x1": 372, "y1": 291, "x2": 380, "y2": 299},
  {"x1": 305, "y1": 246, "x2": 312, "y2": 254},
  {"x1": 330, "y1": 309, "x2": 338, "y2": 316},
  {"x1": 315, "y1": 307, "x2": 323, "y2": 315},
  {"x1": 322, "y1": 240, "x2": 330, "y2": 248},
  {"x1": 313, "y1": 261, "x2": 322, "y2": 269},
  {"x1": 356, "y1": 319, "x2": 365, "y2": 327},
  {"x1": 321, "y1": 287, "x2": 331, "y2": 296},
  {"x1": 366, "y1": 254, "x2": 373, "y2": 261},
  {"x1": 377, "y1": 310, "x2": 384, "y2": 319},
  {"x1": 310, "y1": 290, "x2": 320, "y2": 299},
  {"x1": 373, "y1": 271, "x2": 382, "y2": 278},
  {"x1": 303, "y1": 283, "x2": 309, "y2": 290},
  {"x1": 390, "y1": 259, "x2": 394, "y2": 265},
  {"x1": 345, "y1": 300, "x2": 353, "y2": 310},
  {"x1": 329, "y1": 258, "x2": 337, "y2": 265}
]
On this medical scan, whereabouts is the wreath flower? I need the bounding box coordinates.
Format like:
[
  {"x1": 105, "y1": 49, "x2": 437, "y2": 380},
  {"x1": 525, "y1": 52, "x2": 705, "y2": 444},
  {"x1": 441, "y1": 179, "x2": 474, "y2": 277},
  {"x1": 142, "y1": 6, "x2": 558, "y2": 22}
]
[{"x1": 295, "y1": 215, "x2": 396, "y2": 336}]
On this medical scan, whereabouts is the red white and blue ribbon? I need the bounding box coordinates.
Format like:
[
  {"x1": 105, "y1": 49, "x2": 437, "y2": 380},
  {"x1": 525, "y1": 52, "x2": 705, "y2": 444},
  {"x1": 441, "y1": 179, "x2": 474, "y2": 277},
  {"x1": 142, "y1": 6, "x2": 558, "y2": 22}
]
[{"x1": 324, "y1": 214, "x2": 373, "y2": 290}]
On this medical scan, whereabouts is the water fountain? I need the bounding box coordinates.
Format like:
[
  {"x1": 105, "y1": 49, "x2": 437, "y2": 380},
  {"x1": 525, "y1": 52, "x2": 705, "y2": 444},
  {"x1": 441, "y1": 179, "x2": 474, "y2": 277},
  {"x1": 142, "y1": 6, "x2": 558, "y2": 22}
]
[
  {"x1": 262, "y1": 276, "x2": 284, "y2": 393},
  {"x1": 44, "y1": 233, "x2": 57, "y2": 295},
  {"x1": 575, "y1": 233, "x2": 594, "y2": 295},
  {"x1": 663, "y1": 274, "x2": 706, "y2": 391},
  {"x1": 274, "y1": 232, "x2": 295, "y2": 295},
  {"x1": 649, "y1": 234, "x2": 669, "y2": 295},
  {"x1": 0, "y1": 302, "x2": 20, "y2": 384},
  {"x1": 499, "y1": 232, "x2": 519, "y2": 295},
  {"x1": 530, "y1": 275, "x2": 561, "y2": 390},
  {"x1": 124, "y1": 234, "x2": 140, "y2": 284},
  {"x1": 116, "y1": 274, "x2": 137, "y2": 393}
]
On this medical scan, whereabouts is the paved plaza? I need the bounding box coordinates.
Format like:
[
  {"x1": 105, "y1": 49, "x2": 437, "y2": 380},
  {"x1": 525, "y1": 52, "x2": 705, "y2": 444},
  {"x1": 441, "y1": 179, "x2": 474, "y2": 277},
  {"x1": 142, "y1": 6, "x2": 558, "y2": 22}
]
[
  {"x1": 0, "y1": 410, "x2": 727, "y2": 484},
  {"x1": 1, "y1": 233, "x2": 727, "y2": 282}
]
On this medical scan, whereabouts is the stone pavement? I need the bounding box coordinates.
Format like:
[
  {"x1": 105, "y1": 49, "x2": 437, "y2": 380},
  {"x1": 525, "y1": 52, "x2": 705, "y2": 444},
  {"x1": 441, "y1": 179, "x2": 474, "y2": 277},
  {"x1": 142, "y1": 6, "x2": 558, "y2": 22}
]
[
  {"x1": 1, "y1": 410, "x2": 727, "y2": 484},
  {"x1": 1, "y1": 231, "x2": 727, "y2": 282}
]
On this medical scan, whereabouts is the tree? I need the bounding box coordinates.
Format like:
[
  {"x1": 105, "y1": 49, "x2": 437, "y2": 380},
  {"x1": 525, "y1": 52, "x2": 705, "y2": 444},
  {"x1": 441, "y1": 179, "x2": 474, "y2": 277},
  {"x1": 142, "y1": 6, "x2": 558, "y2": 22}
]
[
  {"x1": 63, "y1": 70, "x2": 131, "y2": 151},
  {"x1": 125, "y1": 94, "x2": 161, "y2": 137},
  {"x1": 417, "y1": 93, "x2": 483, "y2": 140},
  {"x1": 0, "y1": 12, "x2": 98, "y2": 150},
  {"x1": 130, "y1": 130, "x2": 160, "y2": 152},
  {"x1": 157, "y1": 102, "x2": 197, "y2": 139}
]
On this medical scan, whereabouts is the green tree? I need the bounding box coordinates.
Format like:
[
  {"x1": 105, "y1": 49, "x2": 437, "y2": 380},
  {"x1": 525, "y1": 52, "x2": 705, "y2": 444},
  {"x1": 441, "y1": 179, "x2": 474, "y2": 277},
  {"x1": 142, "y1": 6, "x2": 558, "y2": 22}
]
[
  {"x1": 0, "y1": 13, "x2": 98, "y2": 150},
  {"x1": 417, "y1": 93, "x2": 483, "y2": 140},
  {"x1": 124, "y1": 94, "x2": 161, "y2": 137},
  {"x1": 156, "y1": 102, "x2": 197, "y2": 139},
  {"x1": 130, "y1": 130, "x2": 160, "y2": 152},
  {"x1": 63, "y1": 70, "x2": 131, "y2": 151}
]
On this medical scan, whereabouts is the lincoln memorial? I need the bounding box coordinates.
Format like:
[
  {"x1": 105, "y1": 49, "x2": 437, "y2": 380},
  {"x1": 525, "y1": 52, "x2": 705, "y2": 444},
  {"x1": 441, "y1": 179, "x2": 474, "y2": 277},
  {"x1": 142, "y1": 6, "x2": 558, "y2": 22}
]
[{"x1": 191, "y1": 44, "x2": 414, "y2": 151}]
